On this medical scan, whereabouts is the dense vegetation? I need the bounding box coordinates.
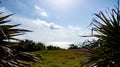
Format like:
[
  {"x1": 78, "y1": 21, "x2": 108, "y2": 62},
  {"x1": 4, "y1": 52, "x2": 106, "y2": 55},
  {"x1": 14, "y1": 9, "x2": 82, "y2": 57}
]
[
  {"x1": 68, "y1": 44, "x2": 79, "y2": 49},
  {"x1": 0, "y1": 13, "x2": 40, "y2": 67},
  {"x1": 46, "y1": 45, "x2": 62, "y2": 50},
  {"x1": 15, "y1": 39, "x2": 46, "y2": 52},
  {"x1": 81, "y1": 1, "x2": 120, "y2": 67}
]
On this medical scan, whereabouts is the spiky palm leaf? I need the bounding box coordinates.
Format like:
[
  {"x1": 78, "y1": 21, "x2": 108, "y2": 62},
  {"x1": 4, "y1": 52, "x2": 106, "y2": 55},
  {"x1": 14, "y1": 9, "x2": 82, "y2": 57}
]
[
  {"x1": 81, "y1": 1, "x2": 120, "y2": 67},
  {"x1": 0, "y1": 13, "x2": 41, "y2": 67},
  {"x1": 0, "y1": 13, "x2": 31, "y2": 45}
]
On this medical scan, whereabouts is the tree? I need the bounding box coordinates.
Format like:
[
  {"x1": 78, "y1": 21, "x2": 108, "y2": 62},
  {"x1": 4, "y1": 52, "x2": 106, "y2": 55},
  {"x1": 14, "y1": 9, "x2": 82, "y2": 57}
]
[
  {"x1": 81, "y1": 1, "x2": 120, "y2": 67},
  {"x1": 81, "y1": 39, "x2": 101, "y2": 52},
  {"x1": 0, "y1": 13, "x2": 40, "y2": 67},
  {"x1": 15, "y1": 39, "x2": 46, "y2": 51},
  {"x1": 68, "y1": 44, "x2": 79, "y2": 49},
  {"x1": 0, "y1": 13, "x2": 31, "y2": 46},
  {"x1": 47, "y1": 45, "x2": 61, "y2": 50}
]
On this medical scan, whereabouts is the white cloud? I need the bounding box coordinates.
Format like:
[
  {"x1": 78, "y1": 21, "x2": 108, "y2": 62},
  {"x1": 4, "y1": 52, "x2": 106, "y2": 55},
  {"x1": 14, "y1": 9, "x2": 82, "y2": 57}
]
[
  {"x1": 45, "y1": 0, "x2": 80, "y2": 11},
  {"x1": 0, "y1": 7, "x2": 12, "y2": 15},
  {"x1": 0, "y1": 7, "x2": 6, "y2": 12},
  {"x1": 35, "y1": 5, "x2": 48, "y2": 17},
  {"x1": 33, "y1": 19, "x2": 63, "y2": 30},
  {"x1": 0, "y1": 6, "x2": 96, "y2": 49},
  {"x1": 68, "y1": 25, "x2": 81, "y2": 31},
  {"x1": 45, "y1": 42, "x2": 74, "y2": 49}
]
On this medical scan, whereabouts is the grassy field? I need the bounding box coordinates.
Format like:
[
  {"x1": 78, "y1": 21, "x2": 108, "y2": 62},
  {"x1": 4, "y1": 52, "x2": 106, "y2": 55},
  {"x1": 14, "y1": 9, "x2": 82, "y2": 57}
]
[{"x1": 30, "y1": 49, "x2": 88, "y2": 67}]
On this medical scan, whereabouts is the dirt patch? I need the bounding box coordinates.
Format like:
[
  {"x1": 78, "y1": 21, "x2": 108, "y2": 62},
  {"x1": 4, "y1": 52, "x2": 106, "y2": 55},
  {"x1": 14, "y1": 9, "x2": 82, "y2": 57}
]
[{"x1": 68, "y1": 48, "x2": 90, "y2": 57}]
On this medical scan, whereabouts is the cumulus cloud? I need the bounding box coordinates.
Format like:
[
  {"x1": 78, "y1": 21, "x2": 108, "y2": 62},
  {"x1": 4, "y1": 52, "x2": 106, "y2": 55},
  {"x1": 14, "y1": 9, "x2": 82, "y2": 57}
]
[
  {"x1": 0, "y1": 7, "x2": 12, "y2": 15},
  {"x1": 0, "y1": 7, "x2": 6, "y2": 12},
  {"x1": 35, "y1": 5, "x2": 48, "y2": 17},
  {"x1": 0, "y1": 6, "x2": 96, "y2": 49},
  {"x1": 68, "y1": 25, "x2": 81, "y2": 31},
  {"x1": 33, "y1": 19, "x2": 63, "y2": 30}
]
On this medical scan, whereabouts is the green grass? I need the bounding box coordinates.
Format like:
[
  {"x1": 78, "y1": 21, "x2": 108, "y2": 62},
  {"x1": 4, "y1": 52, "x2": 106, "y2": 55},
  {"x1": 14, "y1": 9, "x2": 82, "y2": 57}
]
[{"x1": 30, "y1": 49, "x2": 87, "y2": 67}]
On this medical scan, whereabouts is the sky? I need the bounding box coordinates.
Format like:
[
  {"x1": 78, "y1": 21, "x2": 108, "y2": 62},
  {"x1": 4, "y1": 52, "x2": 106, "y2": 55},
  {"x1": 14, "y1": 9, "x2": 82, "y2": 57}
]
[{"x1": 0, "y1": 0, "x2": 116, "y2": 48}]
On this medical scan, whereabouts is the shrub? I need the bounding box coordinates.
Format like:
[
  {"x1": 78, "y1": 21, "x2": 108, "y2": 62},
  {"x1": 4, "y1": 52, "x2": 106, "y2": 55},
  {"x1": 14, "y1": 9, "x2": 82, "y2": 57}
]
[
  {"x1": 47, "y1": 45, "x2": 62, "y2": 50},
  {"x1": 68, "y1": 44, "x2": 79, "y2": 49},
  {"x1": 14, "y1": 39, "x2": 46, "y2": 52}
]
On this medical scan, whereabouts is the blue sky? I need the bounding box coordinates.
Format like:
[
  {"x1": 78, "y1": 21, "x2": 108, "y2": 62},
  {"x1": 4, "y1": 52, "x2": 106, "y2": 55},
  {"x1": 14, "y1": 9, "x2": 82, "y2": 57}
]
[{"x1": 0, "y1": 0, "x2": 116, "y2": 48}]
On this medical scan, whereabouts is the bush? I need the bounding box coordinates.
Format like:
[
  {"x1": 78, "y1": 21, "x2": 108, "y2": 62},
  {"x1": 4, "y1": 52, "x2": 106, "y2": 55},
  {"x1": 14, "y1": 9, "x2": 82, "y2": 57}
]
[
  {"x1": 68, "y1": 44, "x2": 79, "y2": 49},
  {"x1": 81, "y1": 1, "x2": 120, "y2": 67},
  {"x1": 0, "y1": 13, "x2": 39, "y2": 67},
  {"x1": 14, "y1": 39, "x2": 46, "y2": 52},
  {"x1": 47, "y1": 45, "x2": 61, "y2": 50}
]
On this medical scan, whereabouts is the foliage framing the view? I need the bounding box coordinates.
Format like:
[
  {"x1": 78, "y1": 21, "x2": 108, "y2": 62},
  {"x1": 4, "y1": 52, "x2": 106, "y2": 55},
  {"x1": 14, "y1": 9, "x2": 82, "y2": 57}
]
[
  {"x1": 16, "y1": 39, "x2": 46, "y2": 52},
  {"x1": 0, "y1": 12, "x2": 41, "y2": 67},
  {"x1": 81, "y1": 1, "x2": 120, "y2": 67},
  {"x1": 0, "y1": 13, "x2": 31, "y2": 45}
]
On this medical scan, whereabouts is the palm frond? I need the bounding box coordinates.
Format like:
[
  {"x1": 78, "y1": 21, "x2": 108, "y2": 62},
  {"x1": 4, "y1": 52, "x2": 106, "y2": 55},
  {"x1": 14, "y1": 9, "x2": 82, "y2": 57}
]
[{"x1": 0, "y1": 14, "x2": 13, "y2": 21}]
